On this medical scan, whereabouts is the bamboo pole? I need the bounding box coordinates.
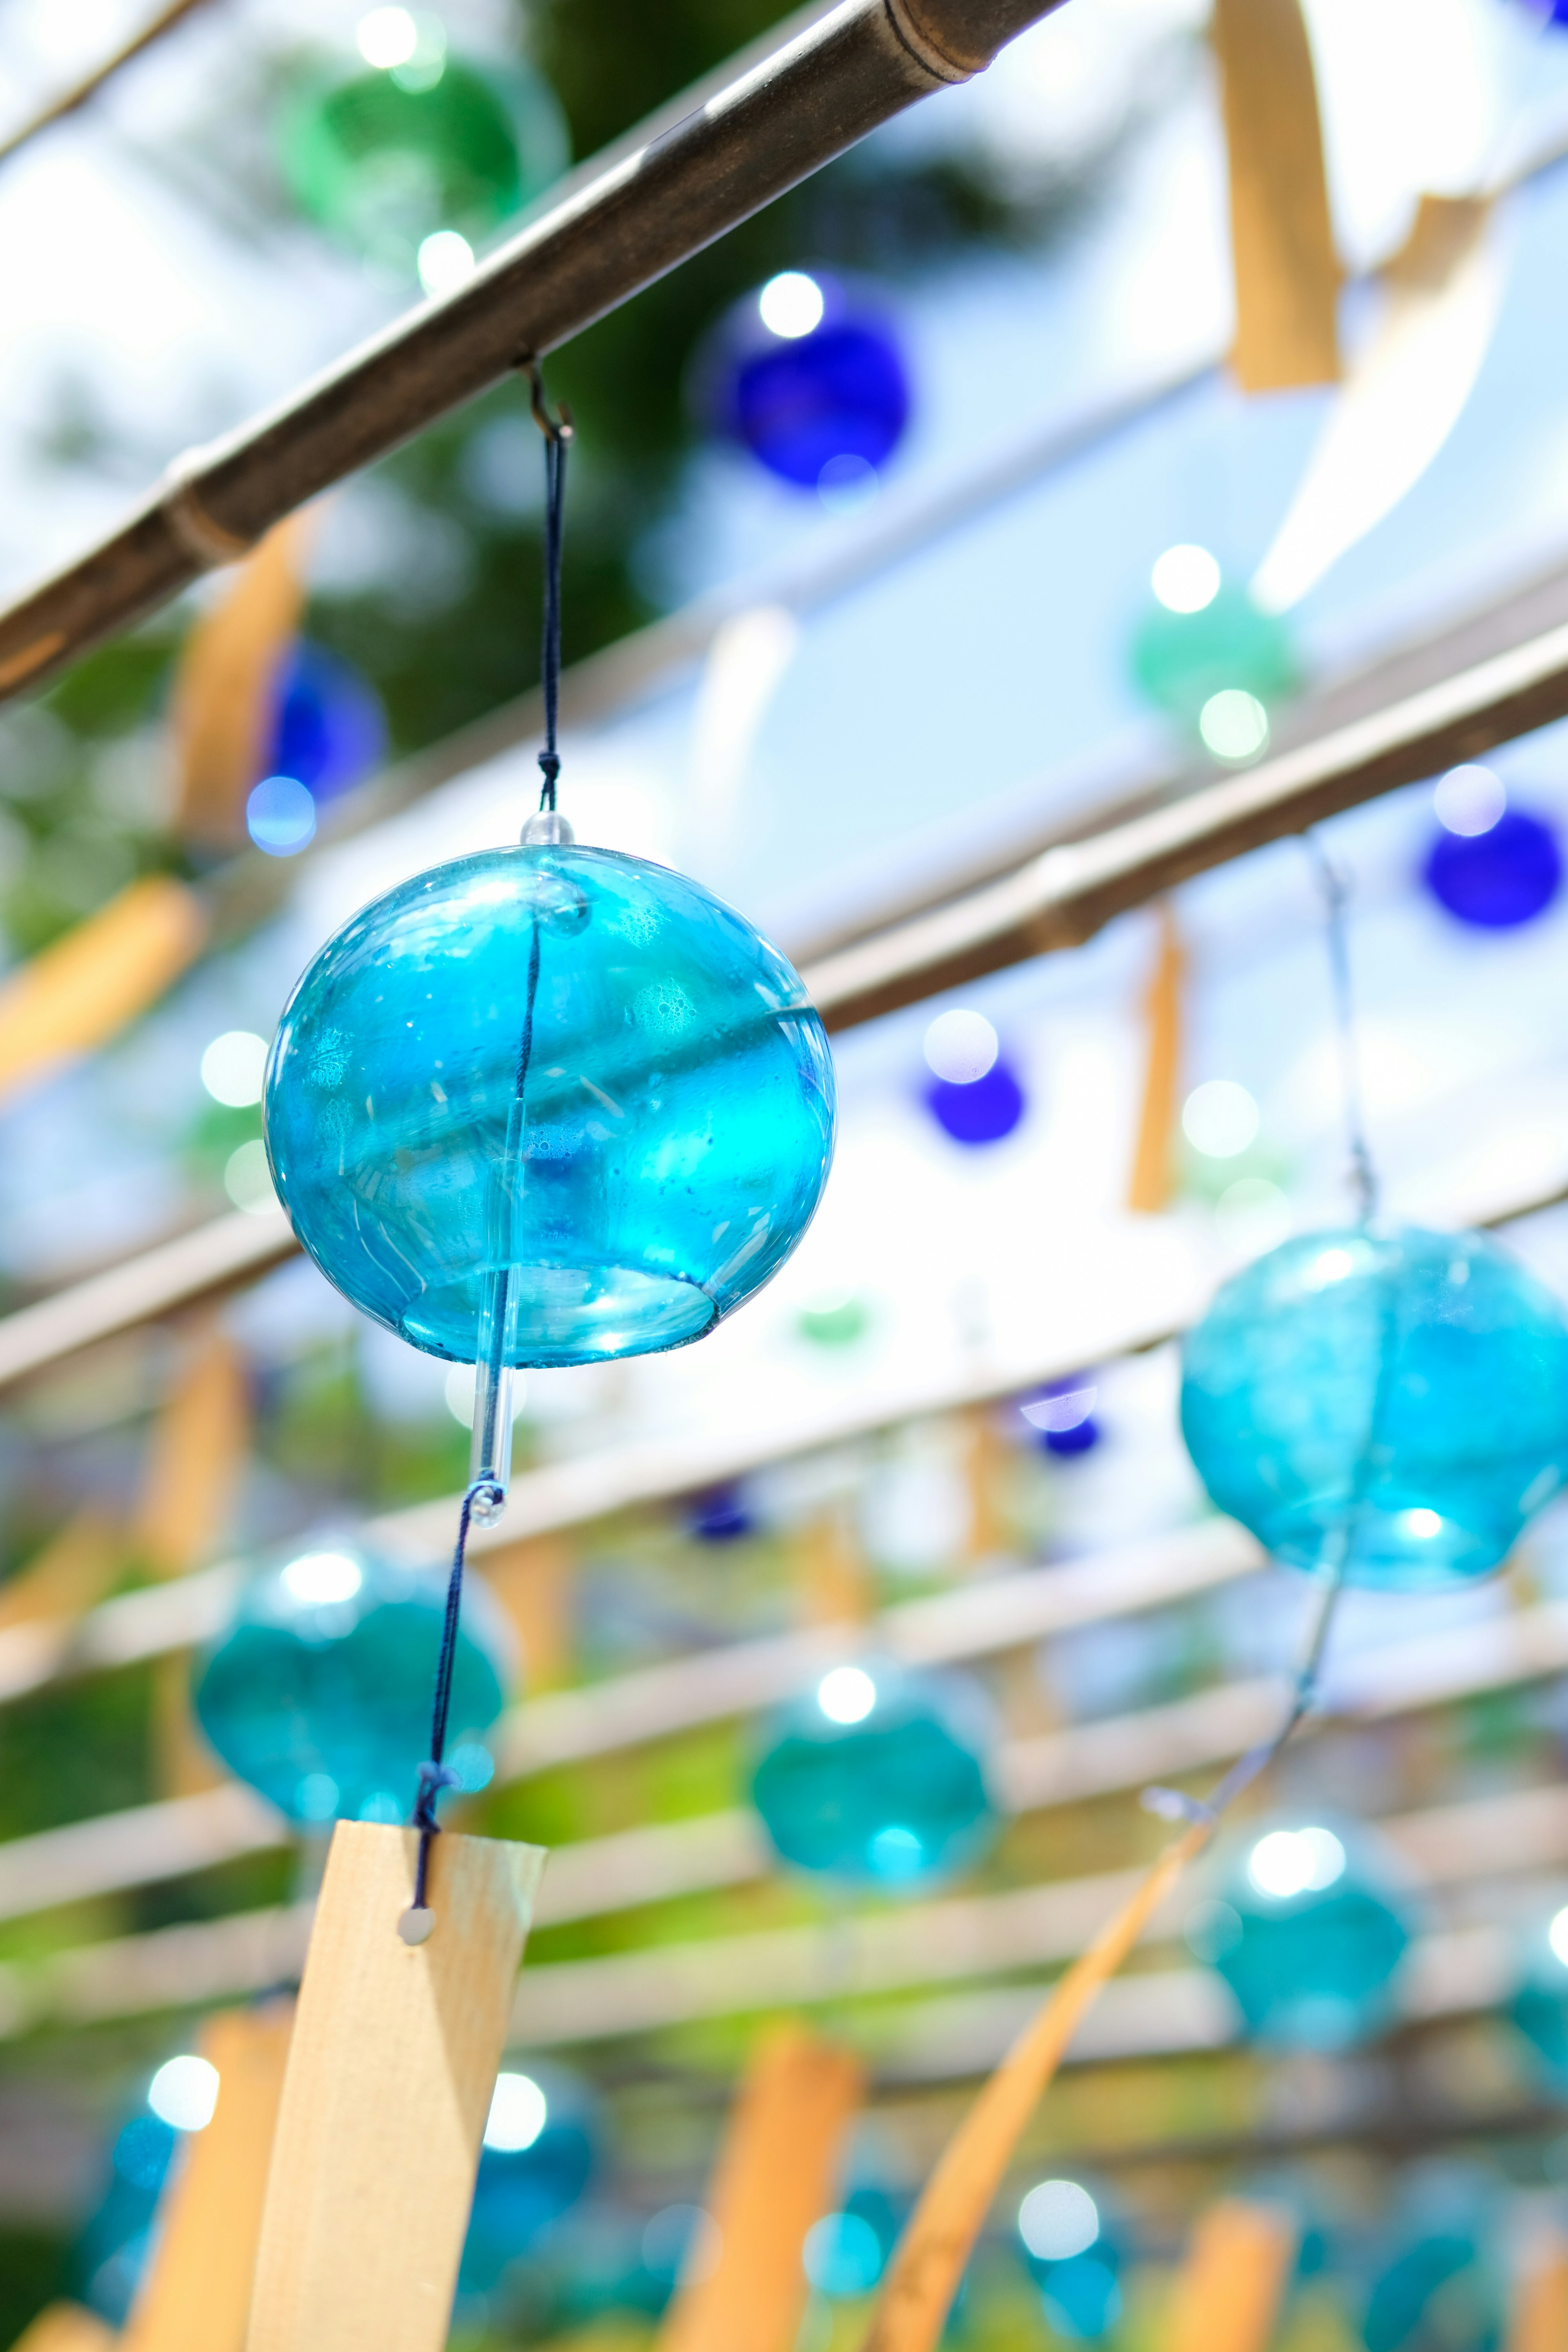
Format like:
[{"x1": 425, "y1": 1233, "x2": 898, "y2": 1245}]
[{"x1": 0, "y1": 0, "x2": 1060, "y2": 700}]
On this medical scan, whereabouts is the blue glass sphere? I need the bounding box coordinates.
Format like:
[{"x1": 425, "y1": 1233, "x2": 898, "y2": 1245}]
[
  {"x1": 265, "y1": 640, "x2": 385, "y2": 810},
  {"x1": 1019, "y1": 1376, "x2": 1100, "y2": 1457},
  {"x1": 804, "y1": 2189, "x2": 903, "y2": 2299},
  {"x1": 1190, "y1": 1820, "x2": 1411, "y2": 2049},
  {"x1": 750, "y1": 1658, "x2": 997, "y2": 1886},
  {"x1": 1363, "y1": 2231, "x2": 1499, "y2": 2352},
  {"x1": 706, "y1": 271, "x2": 910, "y2": 489},
  {"x1": 924, "y1": 1058, "x2": 1026, "y2": 1145},
  {"x1": 1018, "y1": 2180, "x2": 1122, "y2": 2341},
  {"x1": 1424, "y1": 807, "x2": 1562, "y2": 929},
  {"x1": 688, "y1": 1484, "x2": 754, "y2": 1542},
  {"x1": 1180, "y1": 1224, "x2": 1568, "y2": 1590},
  {"x1": 71, "y1": 2111, "x2": 180, "y2": 2324},
  {"x1": 264, "y1": 842, "x2": 836, "y2": 1367},
  {"x1": 1506, "y1": 1908, "x2": 1568, "y2": 2079},
  {"x1": 192, "y1": 1538, "x2": 511, "y2": 1824},
  {"x1": 459, "y1": 2066, "x2": 597, "y2": 2295}
]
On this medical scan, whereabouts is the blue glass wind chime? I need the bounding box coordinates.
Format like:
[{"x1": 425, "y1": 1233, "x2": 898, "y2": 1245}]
[
  {"x1": 1176, "y1": 840, "x2": 1568, "y2": 2043},
  {"x1": 260, "y1": 365, "x2": 837, "y2": 1934}
]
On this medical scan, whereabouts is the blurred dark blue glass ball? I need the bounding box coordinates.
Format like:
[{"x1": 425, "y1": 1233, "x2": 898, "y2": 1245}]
[
  {"x1": 924, "y1": 1060, "x2": 1026, "y2": 1145},
  {"x1": 703, "y1": 270, "x2": 910, "y2": 490},
  {"x1": 266, "y1": 640, "x2": 385, "y2": 809},
  {"x1": 688, "y1": 1485, "x2": 754, "y2": 1542},
  {"x1": 1019, "y1": 1376, "x2": 1100, "y2": 1456},
  {"x1": 1422, "y1": 767, "x2": 1561, "y2": 929}
]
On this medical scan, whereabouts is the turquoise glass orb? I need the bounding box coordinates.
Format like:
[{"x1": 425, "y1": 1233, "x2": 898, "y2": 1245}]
[
  {"x1": 192, "y1": 1538, "x2": 511, "y2": 1824},
  {"x1": 750, "y1": 1659, "x2": 997, "y2": 1886},
  {"x1": 1507, "y1": 1904, "x2": 1568, "y2": 2079},
  {"x1": 264, "y1": 843, "x2": 836, "y2": 1368},
  {"x1": 1190, "y1": 1820, "x2": 1411, "y2": 2049},
  {"x1": 1180, "y1": 1224, "x2": 1568, "y2": 1590}
]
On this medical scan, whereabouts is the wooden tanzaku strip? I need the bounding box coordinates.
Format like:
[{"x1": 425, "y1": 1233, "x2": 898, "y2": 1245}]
[
  {"x1": 861, "y1": 1826, "x2": 1209, "y2": 2352},
  {"x1": 1506, "y1": 2232, "x2": 1568, "y2": 2352},
  {"x1": 0, "y1": 0, "x2": 214, "y2": 171},
  {"x1": 1126, "y1": 903, "x2": 1184, "y2": 1213},
  {"x1": 0, "y1": 875, "x2": 208, "y2": 1109},
  {"x1": 0, "y1": 1509, "x2": 122, "y2": 1632},
  {"x1": 8, "y1": 2308, "x2": 116, "y2": 2351},
  {"x1": 0, "y1": 0, "x2": 1061, "y2": 699},
  {"x1": 1211, "y1": 0, "x2": 1339, "y2": 392},
  {"x1": 124, "y1": 2002, "x2": 294, "y2": 2352},
  {"x1": 1161, "y1": 2201, "x2": 1299, "y2": 2352},
  {"x1": 660, "y1": 2025, "x2": 863, "y2": 2352},
  {"x1": 172, "y1": 514, "x2": 314, "y2": 847},
  {"x1": 247, "y1": 1822, "x2": 545, "y2": 2352}
]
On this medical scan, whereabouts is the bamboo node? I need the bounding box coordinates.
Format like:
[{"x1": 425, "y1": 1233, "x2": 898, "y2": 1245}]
[{"x1": 160, "y1": 451, "x2": 257, "y2": 567}]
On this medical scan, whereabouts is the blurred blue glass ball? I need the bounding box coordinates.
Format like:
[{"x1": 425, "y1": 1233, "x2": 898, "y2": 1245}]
[
  {"x1": 71, "y1": 2053, "x2": 220, "y2": 2324},
  {"x1": 459, "y1": 2066, "x2": 597, "y2": 2295},
  {"x1": 1180, "y1": 1224, "x2": 1568, "y2": 1590},
  {"x1": 704, "y1": 270, "x2": 910, "y2": 490},
  {"x1": 1189, "y1": 1820, "x2": 1411, "y2": 2049},
  {"x1": 192, "y1": 1538, "x2": 511, "y2": 1823},
  {"x1": 1017, "y1": 2179, "x2": 1122, "y2": 2341},
  {"x1": 804, "y1": 2188, "x2": 904, "y2": 2299},
  {"x1": 1362, "y1": 2228, "x2": 1499, "y2": 2352},
  {"x1": 688, "y1": 1484, "x2": 754, "y2": 1542},
  {"x1": 1507, "y1": 1904, "x2": 1568, "y2": 2079},
  {"x1": 1019, "y1": 1375, "x2": 1100, "y2": 1456},
  {"x1": 921, "y1": 1008, "x2": 1025, "y2": 1147},
  {"x1": 750, "y1": 1658, "x2": 997, "y2": 1886},
  {"x1": 264, "y1": 842, "x2": 836, "y2": 1366},
  {"x1": 1422, "y1": 766, "x2": 1561, "y2": 929},
  {"x1": 265, "y1": 640, "x2": 385, "y2": 811}
]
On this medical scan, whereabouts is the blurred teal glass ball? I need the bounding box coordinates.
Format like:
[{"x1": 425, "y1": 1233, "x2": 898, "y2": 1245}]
[
  {"x1": 192, "y1": 1538, "x2": 511, "y2": 1823},
  {"x1": 750, "y1": 1658, "x2": 997, "y2": 1886},
  {"x1": 264, "y1": 843, "x2": 836, "y2": 1368},
  {"x1": 459, "y1": 2065, "x2": 597, "y2": 2296},
  {"x1": 1180, "y1": 1225, "x2": 1568, "y2": 1589},
  {"x1": 1507, "y1": 1904, "x2": 1568, "y2": 2079},
  {"x1": 1189, "y1": 1820, "x2": 1411, "y2": 2049},
  {"x1": 1362, "y1": 2225, "x2": 1500, "y2": 2352},
  {"x1": 1129, "y1": 546, "x2": 1297, "y2": 756}
]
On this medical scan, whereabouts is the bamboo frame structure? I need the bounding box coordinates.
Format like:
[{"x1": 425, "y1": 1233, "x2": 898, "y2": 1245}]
[{"x1": 0, "y1": 0, "x2": 1064, "y2": 697}]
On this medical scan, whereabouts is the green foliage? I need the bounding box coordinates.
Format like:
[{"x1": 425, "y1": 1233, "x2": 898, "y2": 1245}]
[{"x1": 0, "y1": 2227, "x2": 67, "y2": 2349}]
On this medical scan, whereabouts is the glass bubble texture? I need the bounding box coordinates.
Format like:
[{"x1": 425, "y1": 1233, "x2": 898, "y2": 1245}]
[
  {"x1": 264, "y1": 844, "x2": 836, "y2": 1368},
  {"x1": 1180, "y1": 1225, "x2": 1568, "y2": 1589},
  {"x1": 750, "y1": 1659, "x2": 996, "y2": 1886},
  {"x1": 192, "y1": 1540, "x2": 510, "y2": 1824}
]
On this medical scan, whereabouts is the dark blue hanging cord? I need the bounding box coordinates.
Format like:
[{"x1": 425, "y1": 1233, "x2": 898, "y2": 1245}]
[
  {"x1": 401, "y1": 364, "x2": 570, "y2": 1943},
  {"x1": 526, "y1": 358, "x2": 572, "y2": 814}
]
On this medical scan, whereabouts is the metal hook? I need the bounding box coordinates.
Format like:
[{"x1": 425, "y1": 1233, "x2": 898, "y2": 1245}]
[{"x1": 520, "y1": 356, "x2": 574, "y2": 443}]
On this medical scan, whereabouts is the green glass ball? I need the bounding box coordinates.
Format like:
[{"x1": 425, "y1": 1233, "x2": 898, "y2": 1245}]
[
  {"x1": 1129, "y1": 584, "x2": 1298, "y2": 728},
  {"x1": 277, "y1": 51, "x2": 568, "y2": 270}
]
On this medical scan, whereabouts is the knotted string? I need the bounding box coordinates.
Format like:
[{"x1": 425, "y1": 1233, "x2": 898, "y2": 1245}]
[
  {"x1": 403, "y1": 366, "x2": 569, "y2": 1938},
  {"x1": 524, "y1": 359, "x2": 572, "y2": 813}
]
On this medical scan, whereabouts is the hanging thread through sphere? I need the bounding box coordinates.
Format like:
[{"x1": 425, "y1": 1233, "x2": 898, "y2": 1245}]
[
  {"x1": 263, "y1": 841, "x2": 836, "y2": 1368},
  {"x1": 1180, "y1": 1223, "x2": 1568, "y2": 1590}
]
